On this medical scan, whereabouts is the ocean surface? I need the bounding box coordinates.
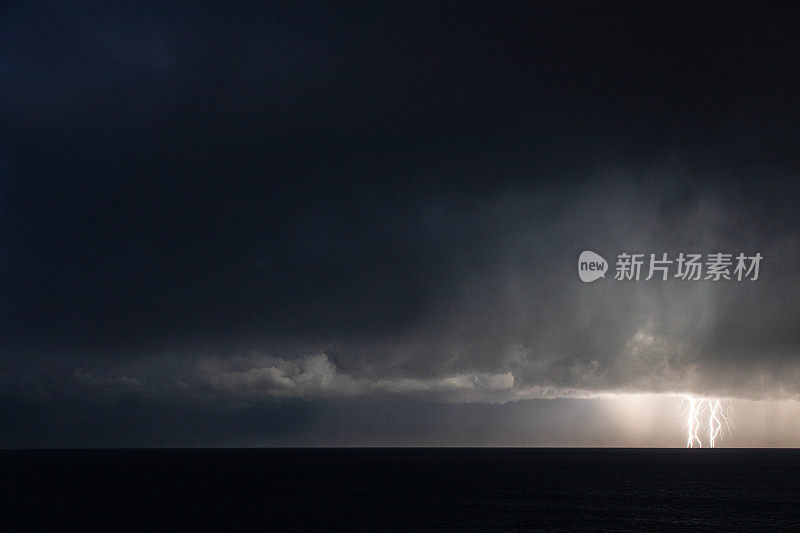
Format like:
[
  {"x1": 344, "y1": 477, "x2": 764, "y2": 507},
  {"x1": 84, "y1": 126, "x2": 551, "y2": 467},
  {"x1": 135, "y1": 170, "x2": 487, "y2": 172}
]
[{"x1": 2, "y1": 448, "x2": 799, "y2": 531}]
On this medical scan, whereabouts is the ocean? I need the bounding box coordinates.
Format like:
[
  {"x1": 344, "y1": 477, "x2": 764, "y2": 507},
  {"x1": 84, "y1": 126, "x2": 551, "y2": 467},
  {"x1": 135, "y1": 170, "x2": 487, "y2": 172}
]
[{"x1": 2, "y1": 448, "x2": 799, "y2": 531}]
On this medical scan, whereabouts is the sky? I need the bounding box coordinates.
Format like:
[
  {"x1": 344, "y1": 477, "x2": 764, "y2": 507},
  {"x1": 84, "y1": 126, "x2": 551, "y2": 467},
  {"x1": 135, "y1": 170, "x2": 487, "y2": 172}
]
[{"x1": 1, "y1": 1, "x2": 800, "y2": 447}]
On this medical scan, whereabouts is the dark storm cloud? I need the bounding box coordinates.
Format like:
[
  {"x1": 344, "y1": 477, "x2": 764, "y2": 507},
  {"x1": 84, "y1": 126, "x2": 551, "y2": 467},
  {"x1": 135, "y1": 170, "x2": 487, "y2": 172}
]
[{"x1": 1, "y1": 2, "x2": 800, "y2": 444}]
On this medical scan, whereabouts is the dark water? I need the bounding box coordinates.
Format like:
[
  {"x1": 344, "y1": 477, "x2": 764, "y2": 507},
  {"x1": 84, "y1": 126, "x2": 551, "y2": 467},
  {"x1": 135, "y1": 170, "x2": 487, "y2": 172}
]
[{"x1": 2, "y1": 448, "x2": 799, "y2": 531}]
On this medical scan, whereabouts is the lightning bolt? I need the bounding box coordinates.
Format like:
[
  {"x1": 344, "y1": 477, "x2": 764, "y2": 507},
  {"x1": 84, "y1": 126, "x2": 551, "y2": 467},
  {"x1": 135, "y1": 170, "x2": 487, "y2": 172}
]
[{"x1": 680, "y1": 395, "x2": 733, "y2": 448}]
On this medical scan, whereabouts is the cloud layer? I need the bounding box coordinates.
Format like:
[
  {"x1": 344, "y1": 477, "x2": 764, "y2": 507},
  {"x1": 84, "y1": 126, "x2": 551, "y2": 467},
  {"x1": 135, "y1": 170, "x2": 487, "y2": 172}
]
[{"x1": 2, "y1": 2, "x2": 800, "y2": 446}]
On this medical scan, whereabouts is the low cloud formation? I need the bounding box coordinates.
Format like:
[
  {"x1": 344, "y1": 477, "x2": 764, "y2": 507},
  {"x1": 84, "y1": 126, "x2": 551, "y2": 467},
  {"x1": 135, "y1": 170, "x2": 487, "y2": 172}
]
[{"x1": 196, "y1": 353, "x2": 515, "y2": 402}]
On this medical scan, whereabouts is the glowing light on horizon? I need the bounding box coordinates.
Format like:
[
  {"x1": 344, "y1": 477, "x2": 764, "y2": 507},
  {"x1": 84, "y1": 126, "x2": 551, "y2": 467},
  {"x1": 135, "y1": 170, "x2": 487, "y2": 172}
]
[{"x1": 681, "y1": 396, "x2": 733, "y2": 448}]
